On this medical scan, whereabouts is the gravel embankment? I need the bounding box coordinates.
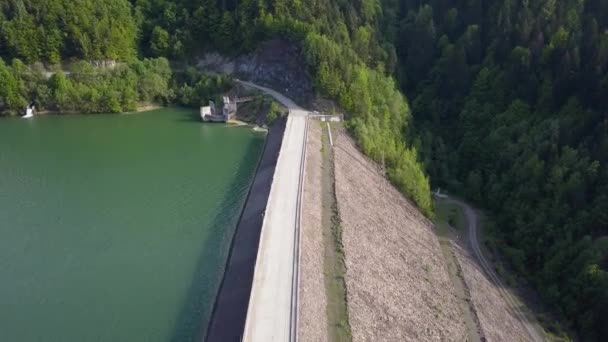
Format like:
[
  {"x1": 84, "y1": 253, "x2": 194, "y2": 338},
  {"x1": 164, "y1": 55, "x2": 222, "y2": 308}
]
[
  {"x1": 453, "y1": 243, "x2": 532, "y2": 342},
  {"x1": 298, "y1": 122, "x2": 329, "y2": 341},
  {"x1": 333, "y1": 129, "x2": 467, "y2": 341}
]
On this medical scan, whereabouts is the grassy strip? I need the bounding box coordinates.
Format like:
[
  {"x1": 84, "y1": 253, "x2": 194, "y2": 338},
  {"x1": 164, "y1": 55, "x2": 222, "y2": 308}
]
[{"x1": 321, "y1": 123, "x2": 352, "y2": 341}]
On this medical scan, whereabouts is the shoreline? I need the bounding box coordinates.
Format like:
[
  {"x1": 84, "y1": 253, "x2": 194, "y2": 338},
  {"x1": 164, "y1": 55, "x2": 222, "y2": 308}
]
[
  {"x1": 228, "y1": 118, "x2": 268, "y2": 132},
  {"x1": 1, "y1": 103, "x2": 165, "y2": 117},
  {"x1": 126, "y1": 103, "x2": 163, "y2": 113}
]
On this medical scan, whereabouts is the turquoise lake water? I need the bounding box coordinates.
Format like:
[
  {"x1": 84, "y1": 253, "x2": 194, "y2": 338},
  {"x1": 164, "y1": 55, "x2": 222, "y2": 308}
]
[{"x1": 0, "y1": 109, "x2": 265, "y2": 341}]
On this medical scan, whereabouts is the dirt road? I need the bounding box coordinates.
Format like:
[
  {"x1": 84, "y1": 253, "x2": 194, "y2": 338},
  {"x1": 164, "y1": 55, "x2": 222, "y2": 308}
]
[{"x1": 440, "y1": 196, "x2": 545, "y2": 342}]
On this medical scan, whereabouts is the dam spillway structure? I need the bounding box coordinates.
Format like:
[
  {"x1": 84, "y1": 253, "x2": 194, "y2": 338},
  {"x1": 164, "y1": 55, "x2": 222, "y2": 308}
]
[{"x1": 200, "y1": 96, "x2": 253, "y2": 123}]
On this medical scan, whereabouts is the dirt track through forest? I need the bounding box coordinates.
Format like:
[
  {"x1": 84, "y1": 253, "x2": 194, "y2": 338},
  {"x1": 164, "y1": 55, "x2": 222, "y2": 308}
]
[{"x1": 440, "y1": 197, "x2": 546, "y2": 342}]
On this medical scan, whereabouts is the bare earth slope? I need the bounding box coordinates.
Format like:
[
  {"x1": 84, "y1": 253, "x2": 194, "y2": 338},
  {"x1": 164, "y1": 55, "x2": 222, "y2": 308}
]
[
  {"x1": 298, "y1": 121, "x2": 328, "y2": 341},
  {"x1": 334, "y1": 129, "x2": 467, "y2": 341},
  {"x1": 443, "y1": 196, "x2": 543, "y2": 341},
  {"x1": 453, "y1": 244, "x2": 532, "y2": 341}
]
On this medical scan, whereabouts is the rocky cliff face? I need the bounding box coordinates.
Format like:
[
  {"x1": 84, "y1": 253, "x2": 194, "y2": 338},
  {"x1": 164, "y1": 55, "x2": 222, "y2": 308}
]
[{"x1": 197, "y1": 39, "x2": 313, "y2": 106}]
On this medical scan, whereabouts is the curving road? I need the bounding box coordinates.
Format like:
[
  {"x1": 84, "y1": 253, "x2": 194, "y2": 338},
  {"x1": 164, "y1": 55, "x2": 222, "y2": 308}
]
[
  {"x1": 236, "y1": 80, "x2": 306, "y2": 115},
  {"x1": 440, "y1": 196, "x2": 545, "y2": 342},
  {"x1": 238, "y1": 80, "x2": 308, "y2": 342}
]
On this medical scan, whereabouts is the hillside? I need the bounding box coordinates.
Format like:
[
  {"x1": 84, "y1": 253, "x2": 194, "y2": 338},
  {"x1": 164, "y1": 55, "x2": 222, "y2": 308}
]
[
  {"x1": 1, "y1": 0, "x2": 607, "y2": 339},
  {"x1": 390, "y1": 1, "x2": 608, "y2": 339},
  {"x1": 333, "y1": 127, "x2": 468, "y2": 340}
]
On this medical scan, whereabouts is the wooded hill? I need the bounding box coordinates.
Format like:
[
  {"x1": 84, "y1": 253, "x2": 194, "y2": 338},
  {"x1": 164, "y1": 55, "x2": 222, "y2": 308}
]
[
  {"x1": 391, "y1": 1, "x2": 608, "y2": 339},
  {"x1": 1, "y1": 0, "x2": 607, "y2": 339}
]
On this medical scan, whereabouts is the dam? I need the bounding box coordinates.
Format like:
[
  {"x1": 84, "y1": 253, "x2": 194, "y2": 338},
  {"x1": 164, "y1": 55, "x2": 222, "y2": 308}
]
[{"x1": 205, "y1": 81, "x2": 309, "y2": 342}]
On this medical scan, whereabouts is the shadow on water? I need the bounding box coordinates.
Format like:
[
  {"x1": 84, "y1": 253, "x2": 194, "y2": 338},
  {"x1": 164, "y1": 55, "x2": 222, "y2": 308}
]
[
  {"x1": 174, "y1": 110, "x2": 202, "y2": 123},
  {"x1": 168, "y1": 133, "x2": 265, "y2": 342}
]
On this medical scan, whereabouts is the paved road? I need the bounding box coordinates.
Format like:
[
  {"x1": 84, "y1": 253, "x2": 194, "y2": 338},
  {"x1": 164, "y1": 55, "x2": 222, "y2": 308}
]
[
  {"x1": 238, "y1": 80, "x2": 308, "y2": 342},
  {"x1": 440, "y1": 196, "x2": 545, "y2": 342},
  {"x1": 237, "y1": 80, "x2": 306, "y2": 114}
]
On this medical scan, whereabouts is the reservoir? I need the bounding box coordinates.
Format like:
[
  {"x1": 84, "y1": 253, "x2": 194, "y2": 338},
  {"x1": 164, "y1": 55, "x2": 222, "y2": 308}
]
[{"x1": 0, "y1": 109, "x2": 265, "y2": 341}]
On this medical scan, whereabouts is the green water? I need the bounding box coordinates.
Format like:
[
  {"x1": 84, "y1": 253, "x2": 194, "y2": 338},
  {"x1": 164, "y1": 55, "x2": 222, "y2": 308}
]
[{"x1": 0, "y1": 109, "x2": 265, "y2": 342}]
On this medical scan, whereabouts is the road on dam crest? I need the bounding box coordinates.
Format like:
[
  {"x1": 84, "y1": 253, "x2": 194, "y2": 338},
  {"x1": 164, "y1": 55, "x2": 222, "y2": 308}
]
[{"x1": 238, "y1": 80, "x2": 308, "y2": 342}]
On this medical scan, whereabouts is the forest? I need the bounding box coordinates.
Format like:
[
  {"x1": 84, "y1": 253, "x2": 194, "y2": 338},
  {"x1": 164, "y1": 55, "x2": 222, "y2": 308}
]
[
  {"x1": 0, "y1": 58, "x2": 172, "y2": 113},
  {"x1": 1, "y1": 0, "x2": 607, "y2": 339},
  {"x1": 390, "y1": 0, "x2": 608, "y2": 339}
]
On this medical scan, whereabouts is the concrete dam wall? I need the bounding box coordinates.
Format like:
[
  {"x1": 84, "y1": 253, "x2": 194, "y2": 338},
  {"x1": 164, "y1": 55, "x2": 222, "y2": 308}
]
[
  {"x1": 204, "y1": 117, "x2": 287, "y2": 342},
  {"x1": 205, "y1": 81, "x2": 309, "y2": 342}
]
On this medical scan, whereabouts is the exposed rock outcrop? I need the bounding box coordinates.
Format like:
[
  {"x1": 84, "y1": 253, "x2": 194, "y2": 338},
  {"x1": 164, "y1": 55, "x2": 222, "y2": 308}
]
[{"x1": 198, "y1": 39, "x2": 314, "y2": 105}]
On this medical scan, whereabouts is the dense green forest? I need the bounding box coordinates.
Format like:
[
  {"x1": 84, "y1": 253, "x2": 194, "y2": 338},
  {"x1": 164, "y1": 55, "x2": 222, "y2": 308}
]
[
  {"x1": 0, "y1": 0, "x2": 137, "y2": 63},
  {"x1": 388, "y1": 0, "x2": 608, "y2": 339},
  {"x1": 1, "y1": 0, "x2": 607, "y2": 339},
  {"x1": 0, "y1": 58, "x2": 172, "y2": 113}
]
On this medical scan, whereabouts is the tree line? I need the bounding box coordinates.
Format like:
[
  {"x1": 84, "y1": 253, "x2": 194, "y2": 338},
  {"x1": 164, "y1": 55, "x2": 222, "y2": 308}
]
[{"x1": 1, "y1": 58, "x2": 171, "y2": 114}]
